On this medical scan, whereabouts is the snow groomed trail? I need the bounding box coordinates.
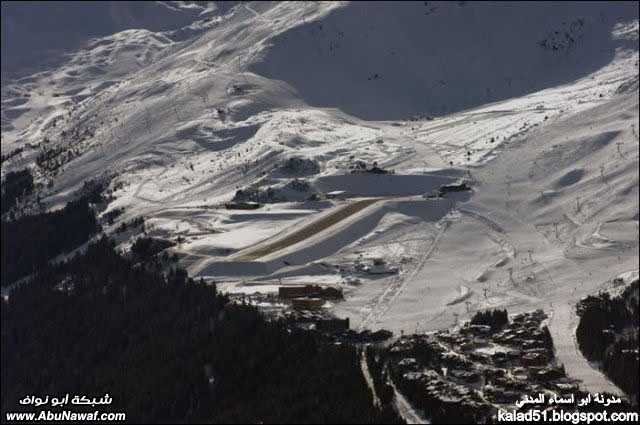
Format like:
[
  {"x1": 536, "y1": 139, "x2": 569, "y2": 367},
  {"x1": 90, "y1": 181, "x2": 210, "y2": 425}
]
[
  {"x1": 549, "y1": 301, "x2": 625, "y2": 397},
  {"x1": 358, "y1": 217, "x2": 451, "y2": 330},
  {"x1": 388, "y1": 374, "x2": 430, "y2": 424}
]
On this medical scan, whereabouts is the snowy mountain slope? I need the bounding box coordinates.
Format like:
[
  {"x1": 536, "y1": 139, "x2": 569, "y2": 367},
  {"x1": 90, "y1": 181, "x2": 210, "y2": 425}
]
[
  {"x1": 365, "y1": 91, "x2": 638, "y2": 331},
  {"x1": 1, "y1": 0, "x2": 638, "y2": 382},
  {"x1": 0, "y1": 1, "x2": 217, "y2": 81},
  {"x1": 253, "y1": 1, "x2": 637, "y2": 119},
  {"x1": 1, "y1": 29, "x2": 175, "y2": 141}
]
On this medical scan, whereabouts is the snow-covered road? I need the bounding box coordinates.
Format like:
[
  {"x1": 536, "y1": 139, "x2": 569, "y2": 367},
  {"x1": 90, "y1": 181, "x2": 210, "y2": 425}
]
[
  {"x1": 388, "y1": 375, "x2": 430, "y2": 424},
  {"x1": 549, "y1": 301, "x2": 624, "y2": 397}
]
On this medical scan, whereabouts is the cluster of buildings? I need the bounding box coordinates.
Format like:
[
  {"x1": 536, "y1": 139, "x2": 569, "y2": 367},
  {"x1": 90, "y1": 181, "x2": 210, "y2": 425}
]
[
  {"x1": 439, "y1": 181, "x2": 471, "y2": 194},
  {"x1": 347, "y1": 159, "x2": 391, "y2": 175},
  {"x1": 387, "y1": 309, "x2": 580, "y2": 422},
  {"x1": 282, "y1": 309, "x2": 350, "y2": 333},
  {"x1": 278, "y1": 284, "x2": 343, "y2": 311},
  {"x1": 276, "y1": 284, "x2": 392, "y2": 342},
  {"x1": 333, "y1": 258, "x2": 399, "y2": 277},
  {"x1": 238, "y1": 284, "x2": 393, "y2": 341},
  {"x1": 224, "y1": 190, "x2": 356, "y2": 206},
  {"x1": 278, "y1": 285, "x2": 351, "y2": 333},
  {"x1": 278, "y1": 284, "x2": 343, "y2": 300},
  {"x1": 422, "y1": 181, "x2": 472, "y2": 199}
]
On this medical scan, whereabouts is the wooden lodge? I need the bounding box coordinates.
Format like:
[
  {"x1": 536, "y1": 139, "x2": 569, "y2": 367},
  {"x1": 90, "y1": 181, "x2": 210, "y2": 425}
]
[{"x1": 278, "y1": 285, "x2": 343, "y2": 300}]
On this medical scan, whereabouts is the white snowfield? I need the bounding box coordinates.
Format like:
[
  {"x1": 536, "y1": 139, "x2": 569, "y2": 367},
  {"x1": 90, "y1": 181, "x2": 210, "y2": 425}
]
[{"x1": 1, "y1": 1, "x2": 638, "y2": 397}]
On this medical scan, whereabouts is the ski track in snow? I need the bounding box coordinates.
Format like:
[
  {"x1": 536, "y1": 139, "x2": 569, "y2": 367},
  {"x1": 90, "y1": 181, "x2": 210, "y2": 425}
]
[
  {"x1": 549, "y1": 301, "x2": 625, "y2": 397},
  {"x1": 360, "y1": 353, "x2": 381, "y2": 409},
  {"x1": 359, "y1": 217, "x2": 451, "y2": 330},
  {"x1": 388, "y1": 372, "x2": 430, "y2": 424}
]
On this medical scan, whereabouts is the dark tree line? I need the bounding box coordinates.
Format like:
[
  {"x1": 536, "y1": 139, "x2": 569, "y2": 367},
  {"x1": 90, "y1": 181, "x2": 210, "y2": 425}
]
[
  {"x1": 386, "y1": 339, "x2": 488, "y2": 424},
  {"x1": 365, "y1": 346, "x2": 396, "y2": 409},
  {"x1": 470, "y1": 309, "x2": 508, "y2": 330},
  {"x1": 576, "y1": 280, "x2": 639, "y2": 403},
  {"x1": 130, "y1": 236, "x2": 175, "y2": 263},
  {"x1": 1, "y1": 147, "x2": 24, "y2": 164},
  {"x1": 103, "y1": 207, "x2": 124, "y2": 225},
  {"x1": 115, "y1": 216, "x2": 144, "y2": 234},
  {"x1": 1, "y1": 168, "x2": 34, "y2": 214},
  {"x1": 1, "y1": 236, "x2": 404, "y2": 423},
  {"x1": 1, "y1": 197, "x2": 99, "y2": 285}
]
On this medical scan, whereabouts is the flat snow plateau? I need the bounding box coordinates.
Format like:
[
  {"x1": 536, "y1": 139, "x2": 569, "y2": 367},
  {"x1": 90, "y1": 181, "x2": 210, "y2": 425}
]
[{"x1": 2, "y1": 1, "x2": 638, "y2": 396}]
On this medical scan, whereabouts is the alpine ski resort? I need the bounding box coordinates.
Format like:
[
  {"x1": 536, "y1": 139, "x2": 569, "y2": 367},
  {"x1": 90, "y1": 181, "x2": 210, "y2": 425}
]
[{"x1": 1, "y1": 1, "x2": 638, "y2": 423}]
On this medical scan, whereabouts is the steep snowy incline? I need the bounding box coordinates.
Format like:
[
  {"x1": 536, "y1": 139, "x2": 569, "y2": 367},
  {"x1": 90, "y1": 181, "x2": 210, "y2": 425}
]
[
  {"x1": 1, "y1": 2, "x2": 344, "y2": 202},
  {"x1": 372, "y1": 91, "x2": 638, "y2": 331},
  {"x1": 253, "y1": 1, "x2": 638, "y2": 119},
  {"x1": 1, "y1": 1, "x2": 217, "y2": 80}
]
